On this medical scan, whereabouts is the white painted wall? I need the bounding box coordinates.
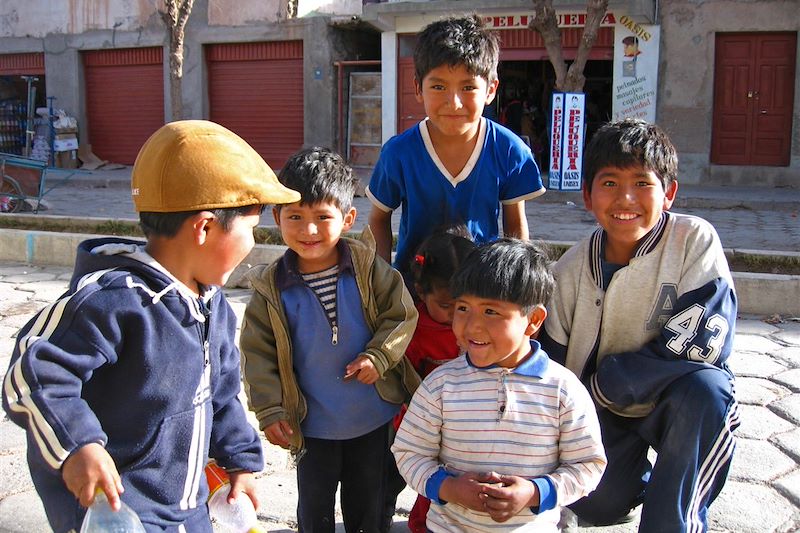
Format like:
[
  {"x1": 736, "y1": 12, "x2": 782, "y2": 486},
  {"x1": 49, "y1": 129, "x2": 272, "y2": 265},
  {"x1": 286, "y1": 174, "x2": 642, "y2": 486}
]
[
  {"x1": 0, "y1": 0, "x2": 156, "y2": 37},
  {"x1": 296, "y1": 0, "x2": 362, "y2": 17}
]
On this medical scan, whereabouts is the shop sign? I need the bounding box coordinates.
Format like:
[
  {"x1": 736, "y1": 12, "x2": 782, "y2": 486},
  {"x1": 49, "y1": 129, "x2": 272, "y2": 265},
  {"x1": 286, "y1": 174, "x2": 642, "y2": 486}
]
[
  {"x1": 612, "y1": 16, "x2": 660, "y2": 122},
  {"x1": 483, "y1": 12, "x2": 616, "y2": 30}
]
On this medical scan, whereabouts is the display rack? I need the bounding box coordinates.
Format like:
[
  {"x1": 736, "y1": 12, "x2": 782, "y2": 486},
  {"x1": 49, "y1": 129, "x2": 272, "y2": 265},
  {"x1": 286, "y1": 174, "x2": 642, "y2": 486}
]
[{"x1": 0, "y1": 100, "x2": 26, "y2": 155}]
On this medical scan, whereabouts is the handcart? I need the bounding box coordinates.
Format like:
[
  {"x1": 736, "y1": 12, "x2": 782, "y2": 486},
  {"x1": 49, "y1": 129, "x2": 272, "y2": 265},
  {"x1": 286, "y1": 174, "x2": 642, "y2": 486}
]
[{"x1": 0, "y1": 152, "x2": 88, "y2": 214}]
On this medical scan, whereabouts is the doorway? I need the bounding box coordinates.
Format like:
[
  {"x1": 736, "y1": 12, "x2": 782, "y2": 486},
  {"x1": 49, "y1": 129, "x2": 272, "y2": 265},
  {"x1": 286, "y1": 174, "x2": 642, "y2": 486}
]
[
  {"x1": 711, "y1": 32, "x2": 796, "y2": 166},
  {"x1": 493, "y1": 59, "x2": 613, "y2": 169}
]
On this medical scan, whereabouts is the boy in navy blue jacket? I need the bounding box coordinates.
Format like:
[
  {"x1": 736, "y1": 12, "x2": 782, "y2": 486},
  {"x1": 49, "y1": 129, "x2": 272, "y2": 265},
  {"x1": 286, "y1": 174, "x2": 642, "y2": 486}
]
[{"x1": 2, "y1": 120, "x2": 300, "y2": 532}]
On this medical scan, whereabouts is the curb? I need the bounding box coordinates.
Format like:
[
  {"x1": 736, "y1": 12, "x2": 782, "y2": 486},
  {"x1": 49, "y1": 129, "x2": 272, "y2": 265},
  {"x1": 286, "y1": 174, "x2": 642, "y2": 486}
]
[{"x1": 0, "y1": 228, "x2": 797, "y2": 317}]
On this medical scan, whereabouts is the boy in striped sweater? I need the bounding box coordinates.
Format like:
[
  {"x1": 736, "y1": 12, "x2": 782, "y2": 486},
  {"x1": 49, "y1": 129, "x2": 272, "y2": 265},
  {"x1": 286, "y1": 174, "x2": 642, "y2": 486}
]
[{"x1": 392, "y1": 239, "x2": 606, "y2": 532}]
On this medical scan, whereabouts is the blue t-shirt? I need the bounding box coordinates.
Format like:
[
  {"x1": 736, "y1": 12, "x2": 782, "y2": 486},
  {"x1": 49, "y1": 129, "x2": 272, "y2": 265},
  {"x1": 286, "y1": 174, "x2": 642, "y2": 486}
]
[{"x1": 367, "y1": 118, "x2": 545, "y2": 271}]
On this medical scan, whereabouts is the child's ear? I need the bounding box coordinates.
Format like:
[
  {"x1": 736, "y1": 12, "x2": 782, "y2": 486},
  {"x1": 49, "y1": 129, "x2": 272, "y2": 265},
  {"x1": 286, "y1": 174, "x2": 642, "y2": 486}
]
[
  {"x1": 582, "y1": 182, "x2": 593, "y2": 211},
  {"x1": 191, "y1": 211, "x2": 215, "y2": 244},
  {"x1": 485, "y1": 78, "x2": 499, "y2": 104},
  {"x1": 525, "y1": 305, "x2": 547, "y2": 336},
  {"x1": 414, "y1": 77, "x2": 423, "y2": 103},
  {"x1": 272, "y1": 206, "x2": 281, "y2": 226},
  {"x1": 342, "y1": 207, "x2": 357, "y2": 231},
  {"x1": 663, "y1": 180, "x2": 678, "y2": 210}
]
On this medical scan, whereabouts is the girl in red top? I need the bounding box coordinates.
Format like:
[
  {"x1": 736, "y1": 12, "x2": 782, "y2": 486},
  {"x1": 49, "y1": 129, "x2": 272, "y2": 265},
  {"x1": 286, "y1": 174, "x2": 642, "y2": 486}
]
[{"x1": 387, "y1": 227, "x2": 476, "y2": 533}]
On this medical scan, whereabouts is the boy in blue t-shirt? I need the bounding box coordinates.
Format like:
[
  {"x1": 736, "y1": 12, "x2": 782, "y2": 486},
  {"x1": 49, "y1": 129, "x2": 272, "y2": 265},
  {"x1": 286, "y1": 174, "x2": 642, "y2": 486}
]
[
  {"x1": 240, "y1": 147, "x2": 419, "y2": 532},
  {"x1": 367, "y1": 15, "x2": 545, "y2": 276}
]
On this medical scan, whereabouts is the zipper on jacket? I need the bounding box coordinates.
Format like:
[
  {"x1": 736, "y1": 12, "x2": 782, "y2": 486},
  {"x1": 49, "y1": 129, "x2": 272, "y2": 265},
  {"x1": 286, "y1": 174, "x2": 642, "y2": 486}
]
[
  {"x1": 331, "y1": 325, "x2": 338, "y2": 345},
  {"x1": 199, "y1": 299, "x2": 211, "y2": 367}
]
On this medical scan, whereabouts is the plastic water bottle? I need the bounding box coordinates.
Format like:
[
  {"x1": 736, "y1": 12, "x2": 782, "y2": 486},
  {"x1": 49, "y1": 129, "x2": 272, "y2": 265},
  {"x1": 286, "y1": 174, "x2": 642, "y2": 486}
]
[
  {"x1": 79, "y1": 490, "x2": 146, "y2": 533},
  {"x1": 205, "y1": 462, "x2": 266, "y2": 533}
]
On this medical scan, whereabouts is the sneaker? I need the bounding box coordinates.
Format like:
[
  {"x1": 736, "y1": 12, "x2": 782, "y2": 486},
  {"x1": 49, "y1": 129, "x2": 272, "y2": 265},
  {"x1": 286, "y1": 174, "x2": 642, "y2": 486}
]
[{"x1": 577, "y1": 505, "x2": 641, "y2": 527}]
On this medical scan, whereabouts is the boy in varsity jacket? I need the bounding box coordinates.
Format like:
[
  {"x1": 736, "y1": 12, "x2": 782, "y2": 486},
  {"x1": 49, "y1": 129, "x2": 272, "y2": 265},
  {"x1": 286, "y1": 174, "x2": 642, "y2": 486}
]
[
  {"x1": 2, "y1": 121, "x2": 300, "y2": 532},
  {"x1": 541, "y1": 119, "x2": 739, "y2": 532}
]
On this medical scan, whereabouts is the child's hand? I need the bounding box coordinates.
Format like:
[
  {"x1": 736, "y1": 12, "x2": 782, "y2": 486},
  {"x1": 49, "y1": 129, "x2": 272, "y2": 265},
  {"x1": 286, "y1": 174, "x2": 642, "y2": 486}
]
[
  {"x1": 228, "y1": 471, "x2": 259, "y2": 510},
  {"x1": 479, "y1": 474, "x2": 539, "y2": 523},
  {"x1": 344, "y1": 355, "x2": 379, "y2": 384},
  {"x1": 61, "y1": 442, "x2": 124, "y2": 510},
  {"x1": 439, "y1": 472, "x2": 498, "y2": 512},
  {"x1": 264, "y1": 420, "x2": 294, "y2": 449}
]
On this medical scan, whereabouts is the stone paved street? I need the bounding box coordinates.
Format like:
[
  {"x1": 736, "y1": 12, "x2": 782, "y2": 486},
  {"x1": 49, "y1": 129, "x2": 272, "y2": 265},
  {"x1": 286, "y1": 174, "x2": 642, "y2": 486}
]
[{"x1": 0, "y1": 263, "x2": 798, "y2": 532}]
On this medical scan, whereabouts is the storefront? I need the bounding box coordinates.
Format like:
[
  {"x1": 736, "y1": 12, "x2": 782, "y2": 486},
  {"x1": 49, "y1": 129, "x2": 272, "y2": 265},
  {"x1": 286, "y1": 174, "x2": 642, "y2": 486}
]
[{"x1": 0, "y1": 52, "x2": 46, "y2": 156}]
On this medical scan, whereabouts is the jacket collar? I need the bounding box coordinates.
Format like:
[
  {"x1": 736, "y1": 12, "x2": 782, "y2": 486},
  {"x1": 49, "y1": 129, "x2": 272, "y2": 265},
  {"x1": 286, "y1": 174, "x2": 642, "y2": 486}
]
[
  {"x1": 466, "y1": 340, "x2": 549, "y2": 377},
  {"x1": 588, "y1": 211, "x2": 671, "y2": 288},
  {"x1": 275, "y1": 239, "x2": 355, "y2": 291}
]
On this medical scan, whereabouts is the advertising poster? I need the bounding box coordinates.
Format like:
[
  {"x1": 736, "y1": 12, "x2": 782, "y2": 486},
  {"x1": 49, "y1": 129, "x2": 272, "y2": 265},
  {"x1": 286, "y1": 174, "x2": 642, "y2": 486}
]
[
  {"x1": 612, "y1": 16, "x2": 660, "y2": 122},
  {"x1": 549, "y1": 92, "x2": 584, "y2": 191},
  {"x1": 559, "y1": 93, "x2": 585, "y2": 191},
  {"x1": 548, "y1": 93, "x2": 564, "y2": 190}
]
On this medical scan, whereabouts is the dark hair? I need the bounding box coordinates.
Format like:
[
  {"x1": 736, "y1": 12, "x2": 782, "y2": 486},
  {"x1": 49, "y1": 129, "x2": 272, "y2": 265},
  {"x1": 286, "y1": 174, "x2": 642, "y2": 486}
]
[
  {"x1": 413, "y1": 14, "x2": 499, "y2": 84},
  {"x1": 450, "y1": 239, "x2": 554, "y2": 314},
  {"x1": 583, "y1": 118, "x2": 678, "y2": 193},
  {"x1": 410, "y1": 225, "x2": 476, "y2": 296},
  {"x1": 139, "y1": 204, "x2": 264, "y2": 238},
  {"x1": 276, "y1": 147, "x2": 357, "y2": 213}
]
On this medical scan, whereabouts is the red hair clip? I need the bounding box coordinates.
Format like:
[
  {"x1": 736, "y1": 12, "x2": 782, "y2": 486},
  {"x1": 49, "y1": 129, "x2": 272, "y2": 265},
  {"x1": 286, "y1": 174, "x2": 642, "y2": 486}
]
[{"x1": 414, "y1": 254, "x2": 425, "y2": 266}]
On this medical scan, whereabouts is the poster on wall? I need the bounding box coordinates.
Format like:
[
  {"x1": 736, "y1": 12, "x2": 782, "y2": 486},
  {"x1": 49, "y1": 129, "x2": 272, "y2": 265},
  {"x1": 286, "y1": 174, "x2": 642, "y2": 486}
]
[
  {"x1": 548, "y1": 92, "x2": 584, "y2": 191},
  {"x1": 548, "y1": 93, "x2": 564, "y2": 190},
  {"x1": 612, "y1": 16, "x2": 660, "y2": 122}
]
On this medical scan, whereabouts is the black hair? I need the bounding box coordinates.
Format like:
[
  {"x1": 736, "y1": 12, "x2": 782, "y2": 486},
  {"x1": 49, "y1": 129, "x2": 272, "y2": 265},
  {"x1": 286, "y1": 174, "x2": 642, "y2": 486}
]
[
  {"x1": 450, "y1": 238, "x2": 554, "y2": 314},
  {"x1": 413, "y1": 14, "x2": 499, "y2": 84},
  {"x1": 139, "y1": 204, "x2": 264, "y2": 238},
  {"x1": 276, "y1": 147, "x2": 357, "y2": 214},
  {"x1": 583, "y1": 118, "x2": 678, "y2": 193},
  {"x1": 410, "y1": 225, "x2": 476, "y2": 296}
]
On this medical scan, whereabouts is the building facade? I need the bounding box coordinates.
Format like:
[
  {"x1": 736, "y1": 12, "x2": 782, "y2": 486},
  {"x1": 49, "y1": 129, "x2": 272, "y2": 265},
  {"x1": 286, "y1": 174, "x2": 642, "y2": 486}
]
[{"x1": 0, "y1": 0, "x2": 797, "y2": 186}]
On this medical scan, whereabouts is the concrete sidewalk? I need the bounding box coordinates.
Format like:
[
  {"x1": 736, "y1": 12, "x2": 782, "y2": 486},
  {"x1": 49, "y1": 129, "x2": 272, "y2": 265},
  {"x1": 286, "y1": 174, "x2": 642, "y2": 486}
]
[
  {"x1": 0, "y1": 263, "x2": 798, "y2": 532},
  {"x1": 4, "y1": 165, "x2": 799, "y2": 316},
  {"x1": 25, "y1": 165, "x2": 800, "y2": 253}
]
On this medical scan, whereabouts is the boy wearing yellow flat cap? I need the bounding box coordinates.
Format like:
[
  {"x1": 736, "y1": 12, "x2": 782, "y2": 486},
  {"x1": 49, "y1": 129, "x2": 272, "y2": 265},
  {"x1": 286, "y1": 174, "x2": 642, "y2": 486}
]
[{"x1": 2, "y1": 120, "x2": 299, "y2": 532}]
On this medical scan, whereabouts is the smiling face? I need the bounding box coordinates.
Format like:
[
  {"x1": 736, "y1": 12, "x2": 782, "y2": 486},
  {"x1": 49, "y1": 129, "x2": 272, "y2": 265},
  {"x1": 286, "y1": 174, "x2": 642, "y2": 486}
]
[
  {"x1": 415, "y1": 63, "x2": 498, "y2": 141},
  {"x1": 584, "y1": 165, "x2": 677, "y2": 265},
  {"x1": 274, "y1": 201, "x2": 356, "y2": 273},
  {"x1": 451, "y1": 293, "x2": 544, "y2": 369}
]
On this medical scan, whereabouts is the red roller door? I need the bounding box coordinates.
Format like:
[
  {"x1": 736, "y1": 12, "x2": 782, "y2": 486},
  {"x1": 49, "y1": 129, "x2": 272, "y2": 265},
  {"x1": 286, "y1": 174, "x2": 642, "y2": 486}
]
[
  {"x1": 83, "y1": 47, "x2": 164, "y2": 164},
  {"x1": 207, "y1": 41, "x2": 303, "y2": 171},
  {"x1": 0, "y1": 52, "x2": 45, "y2": 75}
]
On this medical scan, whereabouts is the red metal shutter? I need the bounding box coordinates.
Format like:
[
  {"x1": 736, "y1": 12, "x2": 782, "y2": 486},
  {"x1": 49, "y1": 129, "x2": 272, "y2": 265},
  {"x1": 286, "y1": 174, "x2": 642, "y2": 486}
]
[
  {"x1": 83, "y1": 47, "x2": 164, "y2": 165},
  {"x1": 0, "y1": 52, "x2": 45, "y2": 75},
  {"x1": 206, "y1": 41, "x2": 304, "y2": 171}
]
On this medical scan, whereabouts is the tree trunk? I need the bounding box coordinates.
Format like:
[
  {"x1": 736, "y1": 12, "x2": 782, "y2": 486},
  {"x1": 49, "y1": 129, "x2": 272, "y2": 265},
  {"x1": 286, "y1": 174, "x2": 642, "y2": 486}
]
[
  {"x1": 160, "y1": 0, "x2": 195, "y2": 121},
  {"x1": 530, "y1": 0, "x2": 610, "y2": 93}
]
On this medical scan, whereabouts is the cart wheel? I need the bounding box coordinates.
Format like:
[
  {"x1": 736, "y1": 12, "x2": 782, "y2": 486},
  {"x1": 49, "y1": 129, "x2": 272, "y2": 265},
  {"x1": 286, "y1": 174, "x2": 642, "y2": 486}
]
[{"x1": 1, "y1": 175, "x2": 24, "y2": 213}]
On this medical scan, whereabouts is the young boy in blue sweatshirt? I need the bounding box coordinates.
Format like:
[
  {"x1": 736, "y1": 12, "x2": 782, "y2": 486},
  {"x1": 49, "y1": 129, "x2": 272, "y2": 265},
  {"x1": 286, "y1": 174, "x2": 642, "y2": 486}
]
[
  {"x1": 239, "y1": 147, "x2": 419, "y2": 532},
  {"x1": 541, "y1": 119, "x2": 739, "y2": 531},
  {"x1": 367, "y1": 15, "x2": 544, "y2": 277},
  {"x1": 2, "y1": 120, "x2": 300, "y2": 532}
]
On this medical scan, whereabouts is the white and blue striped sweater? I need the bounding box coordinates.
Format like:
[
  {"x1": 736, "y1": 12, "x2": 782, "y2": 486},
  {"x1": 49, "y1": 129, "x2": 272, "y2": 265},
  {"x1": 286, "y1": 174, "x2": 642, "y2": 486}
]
[{"x1": 392, "y1": 345, "x2": 605, "y2": 532}]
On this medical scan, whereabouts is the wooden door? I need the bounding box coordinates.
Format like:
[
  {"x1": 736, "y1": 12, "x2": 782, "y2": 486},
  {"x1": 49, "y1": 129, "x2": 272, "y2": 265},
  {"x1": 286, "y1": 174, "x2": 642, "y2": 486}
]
[
  {"x1": 398, "y1": 57, "x2": 426, "y2": 133},
  {"x1": 711, "y1": 33, "x2": 796, "y2": 166}
]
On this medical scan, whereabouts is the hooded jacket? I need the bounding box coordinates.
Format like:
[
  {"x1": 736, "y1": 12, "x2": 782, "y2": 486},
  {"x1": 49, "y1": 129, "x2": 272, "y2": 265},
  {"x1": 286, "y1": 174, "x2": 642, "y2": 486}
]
[
  {"x1": 2, "y1": 238, "x2": 263, "y2": 532},
  {"x1": 240, "y1": 228, "x2": 420, "y2": 455}
]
